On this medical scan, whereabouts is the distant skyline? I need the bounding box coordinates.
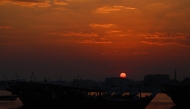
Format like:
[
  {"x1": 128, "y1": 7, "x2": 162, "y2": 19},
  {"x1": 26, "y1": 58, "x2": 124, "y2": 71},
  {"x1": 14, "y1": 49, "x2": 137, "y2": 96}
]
[{"x1": 0, "y1": 0, "x2": 190, "y2": 81}]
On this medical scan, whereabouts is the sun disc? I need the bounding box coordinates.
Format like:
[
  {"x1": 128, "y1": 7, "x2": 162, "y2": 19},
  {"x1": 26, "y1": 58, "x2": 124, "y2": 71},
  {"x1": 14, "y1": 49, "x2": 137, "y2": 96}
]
[{"x1": 120, "y1": 73, "x2": 126, "y2": 78}]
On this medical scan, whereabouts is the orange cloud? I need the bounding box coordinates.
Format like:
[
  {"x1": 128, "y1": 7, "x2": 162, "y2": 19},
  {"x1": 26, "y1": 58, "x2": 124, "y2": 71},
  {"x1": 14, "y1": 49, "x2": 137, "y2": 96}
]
[
  {"x1": 141, "y1": 32, "x2": 190, "y2": 47},
  {"x1": 0, "y1": 0, "x2": 51, "y2": 7},
  {"x1": 61, "y1": 32, "x2": 98, "y2": 37},
  {"x1": 125, "y1": 7, "x2": 136, "y2": 10},
  {"x1": 54, "y1": 0, "x2": 68, "y2": 5},
  {"x1": 95, "y1": 5, "x2": 137, "y2": 13},
  {"x1": 77, "y1": 40, "x2": 112, "y2": 44},
  {"x1": 141, "y1": 41, "x2": 187, "y2": 46},
  {"x1": 133, "y1": 52, "x2": 148, "y2": 55},
  {"x1": 0, "y1": 26, "x2": 12, "y2": 29},
  {"x1": 0, "y1": 41, "x2": 11, "y2": 45},
  {"x1": 49, "y1": 31, "x2": 116, "y2": 44},
  {"x1": 89, "y1": 23, "x2": 114, "y2": 28},
  {"x1": 0, "y1": 40, "x2": 24, "y2": 45},
  {"x1": 106, "y1": 30, "x2": 121, "y2": 34},
  {"x1": 142, "y1": 32, "x2": 187, "y2": 40}
]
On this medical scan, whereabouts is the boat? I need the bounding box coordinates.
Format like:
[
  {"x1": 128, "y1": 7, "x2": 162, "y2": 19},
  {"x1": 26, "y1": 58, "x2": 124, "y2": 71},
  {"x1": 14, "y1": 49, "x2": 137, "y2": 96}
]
[
  {"x1": 61, "y1": 92, "x2": 158, "y2": 109},
  {"x1": 160, "y1": 75, "x2": 190, "y2": 107},
  {"x1": 161, "y1": 77, "x2": 190, "y2": 107},
  {"x1": 6, "y1": 80, "x2": 159, "y2": 109},
  {"x1": 161, "y1": 84, "x2": 190, "y2": 107},
  {"x1": 0, "y1": 95, "x2": 17, "y2": 101}
]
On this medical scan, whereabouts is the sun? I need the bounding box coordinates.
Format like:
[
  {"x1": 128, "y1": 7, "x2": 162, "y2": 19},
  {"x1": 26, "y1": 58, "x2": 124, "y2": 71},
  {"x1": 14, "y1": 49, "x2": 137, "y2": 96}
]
[{"x1": 120, "y1": 73, "x2": 127, "y2": 78}]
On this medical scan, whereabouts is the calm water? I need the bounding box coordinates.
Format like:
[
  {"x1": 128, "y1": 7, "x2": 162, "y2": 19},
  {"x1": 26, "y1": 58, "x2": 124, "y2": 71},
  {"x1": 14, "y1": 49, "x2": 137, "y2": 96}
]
[{"x1": 0, "y1": 91, "x2": 180, "y2": 109}]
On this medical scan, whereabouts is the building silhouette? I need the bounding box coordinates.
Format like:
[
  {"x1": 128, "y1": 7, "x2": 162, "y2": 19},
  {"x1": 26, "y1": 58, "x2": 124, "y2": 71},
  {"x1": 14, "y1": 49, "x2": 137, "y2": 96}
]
[
  {"x1": 105, "y1": 77, "x2": 136, "y2": 87},
  {"x1": 144, "y1": 74, "x2": 170, "y2": 86}
]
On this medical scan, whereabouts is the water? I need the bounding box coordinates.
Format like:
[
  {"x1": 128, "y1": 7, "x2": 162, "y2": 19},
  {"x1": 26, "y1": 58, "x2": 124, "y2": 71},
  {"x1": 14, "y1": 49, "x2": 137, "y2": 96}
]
[{"x1": 0, "y1": 91, "x2": 179, "y2": 109}]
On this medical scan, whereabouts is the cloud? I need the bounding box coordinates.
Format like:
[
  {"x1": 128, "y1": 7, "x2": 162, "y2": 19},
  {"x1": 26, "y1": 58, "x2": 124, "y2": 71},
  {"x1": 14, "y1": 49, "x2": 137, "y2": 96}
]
[
  {"x1": 95, "y1": 5, "x2": 136, "y2": 13},
  {"x1": 0, "y1": 26, "x2": 12, "y2": 29},
  {"x1": 0, "y1": 40, "x2": 24, "y2": 45},
  {"x1": 89, "y1": 23, "x2": 114, "y2": 28},
  {"x1": 77, "y1": 40, "x2": 112, "y2": 44},
  {"x1": 141, "y1": 32, "x2": 190, "y2": 47},
  {"x1": 49, "y1": 32, "x2": 113, "y2": 44},
  {"x1": 8, "y1": 0, "x2": 51, "y2": 7},
  {"x1": 133, "y1": 52, "x2": 148, "y2": 55},
  {"x1": 143, "y1": 32, "x2": 187, "y2": 40},
  {"x1": 0, "y1": 0, "x2": 69, "y2": 7},
  {"x1": 54, "y1": 0, "x2": 68, "y2": 5},
  {"x1": 0, "y1": 41, "x2": 11, "y2": 45},
  {"x1": 11, "y1": 0, "x2": 44, "y2": 2},
  {"x1": 106, "y1": 30, "x2": 121, "y2": 34},
  {"x1": 59, "y1": 32, "x2": 98, "y2": 37},
  {"x1": 0, "y1": 0, "x2": 8, "y2": 4},
  {"x1": 141, "y1": 41, "x2": 190, "y2": 47},
  {"x1": 49, "y1": 32, "x2": 115, "y2": 44},
  {"x1": 125, "y1": 7, "x2": 136, "y2": 10}
]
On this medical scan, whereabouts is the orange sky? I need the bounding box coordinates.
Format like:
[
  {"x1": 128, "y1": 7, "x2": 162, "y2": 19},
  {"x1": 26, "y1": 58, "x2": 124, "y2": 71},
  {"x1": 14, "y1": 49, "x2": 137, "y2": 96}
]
[{"x1": 0, "y1": 0, "x2": 190, "y2": 81}]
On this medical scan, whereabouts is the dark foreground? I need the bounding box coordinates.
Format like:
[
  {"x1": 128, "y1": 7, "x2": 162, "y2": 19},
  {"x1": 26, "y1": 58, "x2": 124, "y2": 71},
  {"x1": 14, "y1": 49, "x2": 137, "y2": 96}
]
[{"x1": 0, "y1": 93, "x2": 185, "y2": 109}]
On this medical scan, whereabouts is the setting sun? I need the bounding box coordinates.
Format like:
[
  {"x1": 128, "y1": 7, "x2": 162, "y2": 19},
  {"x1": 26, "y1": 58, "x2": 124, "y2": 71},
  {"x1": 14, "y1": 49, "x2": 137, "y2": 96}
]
[{"x1": 120, "y1": 73, "x2": 127, "y2": 78}]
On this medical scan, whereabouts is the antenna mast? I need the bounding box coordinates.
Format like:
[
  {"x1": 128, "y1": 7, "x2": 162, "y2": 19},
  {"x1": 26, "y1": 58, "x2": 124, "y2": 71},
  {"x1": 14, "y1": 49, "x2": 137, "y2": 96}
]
[
  {"x1": 32, "y1": 72, "x2": 36, "y2": 81},
  {"x1": 3, "y1": 74, "x2": 9, "y2": 81},
  {"x1": 15, "y1": 71, "x2": 20, "y2": 80}
]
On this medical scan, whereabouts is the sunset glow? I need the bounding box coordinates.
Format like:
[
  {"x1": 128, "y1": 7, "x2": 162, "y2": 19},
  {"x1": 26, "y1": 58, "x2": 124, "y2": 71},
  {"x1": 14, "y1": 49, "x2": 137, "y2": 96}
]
[{"x1": 0, "y1": 0, "x2": 190, "y2": 81}]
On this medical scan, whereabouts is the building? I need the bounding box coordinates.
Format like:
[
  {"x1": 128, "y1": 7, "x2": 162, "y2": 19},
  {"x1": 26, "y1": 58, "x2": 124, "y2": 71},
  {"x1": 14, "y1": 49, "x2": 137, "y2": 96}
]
[
  {"x1": 72, "y1": 79, "x2": 99, "y2": 88},
  {"x1": 0, "y1": 81, "x2": 9, "y2": 90},
  {"x1": 182, "y1": 77, "x2": 190, "y2": 85},
  {"x1": 144, "y1": 74, "x2": 170, "y2": 86},
  {"x1": 105, "y1": 77, "x2": 136, "y2": 87}
]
